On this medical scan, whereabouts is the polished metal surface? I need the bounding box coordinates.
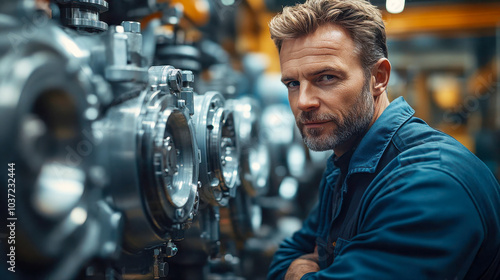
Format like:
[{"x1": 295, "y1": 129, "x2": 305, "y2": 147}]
[
  {"x1": 194, "y1": 92, "x2": 239, "y2": 206},
  {"x1": 97, "y1": 84, "x2": 198, "y2": 252},
  {"x1": 105, "y1": 22, "x2": 148, "y2": 83},
  {"x1": 0, "y1": 1, "x2": 294, "y2": 279},
  {"x1": 0, "y1": 12, "x2": 122, "y2": 280}
]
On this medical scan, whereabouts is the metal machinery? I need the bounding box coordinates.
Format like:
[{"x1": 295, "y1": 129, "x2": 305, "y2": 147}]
[
  {"x1": 0, "y1": 0, "x2": 273, "y2": 279},
  {"x1": 4, "y1": 0, "x2": 498, "y2": 279}
]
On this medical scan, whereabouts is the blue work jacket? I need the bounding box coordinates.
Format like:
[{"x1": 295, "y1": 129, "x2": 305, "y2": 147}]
[{"x1": 268, "y1": 97, "x2": 500, "y2": 279}]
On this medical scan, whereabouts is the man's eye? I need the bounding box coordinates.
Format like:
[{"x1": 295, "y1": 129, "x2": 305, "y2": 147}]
[
  {"x1": 286, "y1": 81, "x2": 300, "y2": 88},
  {"x1": 319, "y1": 75, "x2": 336, "y2": 82}
]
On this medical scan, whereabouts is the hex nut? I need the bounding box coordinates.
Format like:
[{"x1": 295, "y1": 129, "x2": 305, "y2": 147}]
[{"x1": 121, "y1": 21, "x2": 141, "y2": 33}]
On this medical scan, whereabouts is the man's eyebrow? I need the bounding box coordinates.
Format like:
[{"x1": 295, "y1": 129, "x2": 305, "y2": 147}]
[
  {"x1": 281, "y1": 76, "x2": 295, "y2": 84},
  {"x1": 281, "y1": 67, "x2": 344, "y2": 84},
  {"x1": 307, "y1": 67, "x2": 342, "y2": 78}
]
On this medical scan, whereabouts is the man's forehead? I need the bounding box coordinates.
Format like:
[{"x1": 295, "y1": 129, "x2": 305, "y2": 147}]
[
  {"x1": 280, "y1": 24, "x2": 352, "y2": 53},
  {"x1": 279, "y1": 24, "x2": 355, "y2": 63},
  {"x1": 279, "y1": 25, "x2": 358, "y2": 76}
]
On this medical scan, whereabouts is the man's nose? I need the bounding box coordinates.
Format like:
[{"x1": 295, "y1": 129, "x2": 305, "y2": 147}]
[{"x1": 297, "y1": 82, "x2": 320, "y2": 112}]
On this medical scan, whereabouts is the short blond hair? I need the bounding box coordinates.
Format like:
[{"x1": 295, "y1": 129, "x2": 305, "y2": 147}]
[{"x1": 269, "y1": 0, "x2": 387, "y2": 73}]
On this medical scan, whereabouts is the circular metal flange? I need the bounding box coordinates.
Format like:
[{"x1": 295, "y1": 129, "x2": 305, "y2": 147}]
[
  {"x1": 141, "y1": 90, "x2": 199, "y2": 226},
  {"x1": 194, "y1": 92, "x2": 240, "y2": 206},
  {"x1": 226, "y1": 97, "x2": 271, "y2": 197},
  {"x1": 100, "y1": 91, "x2": 199, "y2": 252},
  {"x1": 104, "y1": 67, "x2": 199, "y2": 252}
]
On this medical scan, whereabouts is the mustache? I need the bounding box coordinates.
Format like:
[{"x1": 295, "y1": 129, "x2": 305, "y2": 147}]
[{"x1": 297, "y1": 111, "x2": 339, "y2": 125}]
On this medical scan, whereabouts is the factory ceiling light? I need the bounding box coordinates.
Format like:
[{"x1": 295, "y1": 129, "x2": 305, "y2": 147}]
[{"x1": 386, "y1": 0, "x2": 405, "y2": 14}]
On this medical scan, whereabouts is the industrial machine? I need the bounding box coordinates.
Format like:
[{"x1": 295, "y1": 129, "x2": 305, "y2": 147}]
[{"x1": 0, "y1": 0, "x2": 275, "y2": 279}]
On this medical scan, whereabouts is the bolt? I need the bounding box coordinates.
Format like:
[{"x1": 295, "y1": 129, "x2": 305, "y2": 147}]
[
  {"x1": 163, "y1": 137, "x2": 172, "y2": 149},
  {"x1": 84, "y1": 108, "x2": 99, "y2": 121},
  {"x1": 210, "y1": 177, "x2": 220, "y2": 187},
  {"x1": 175, "y1": 208, "x2": 184, "y2": 219},
  {"x1": 165, "y1": 240, "x2": 178, "y2": 257},
  {"x1": 181, "y1": 70, "x2": 194, "y2": 83},
  {"x1": 121, "y1": 21, "x2": 141, "y2": 33},
  {"x1": 112, "y1": 25, "x2": 124, "y2": 33},
  {"x1": 165, "y1": 246, "x2": 178, "y2": 257},
  {"x1": 86, "y1": 94, "x2": 98, "y2": 105},
  {"x1": 177, "y1": 99, "x2": 185, "y2": 108},
  {"x1": 171, "y1": 224, "x2": 182, "y2": 230},
  {"x1": 167, "y1": 69, "x2": 182, "y2": 93}
]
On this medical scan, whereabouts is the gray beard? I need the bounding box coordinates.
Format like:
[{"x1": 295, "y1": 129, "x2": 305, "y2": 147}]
[{"x1": 297, "y1": 81, "x2": 374, "y2": 151}]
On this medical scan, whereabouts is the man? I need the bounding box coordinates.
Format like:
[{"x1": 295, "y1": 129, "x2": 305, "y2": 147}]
[{"x1": 267, "y1": 0, "x2": 500, "y2": 279}]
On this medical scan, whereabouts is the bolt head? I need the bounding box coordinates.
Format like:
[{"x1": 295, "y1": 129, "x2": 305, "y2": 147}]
[
  {"x1": 168, "y1": 69, "x2": 182, "y2": 92},
  {"x1": 121, "y1": 21, "x2": 141, "y2": 33},
  {"x1": 175, "y1": 208, "x2": 184, "y2": 219},
  {"x1": 172, "y1": 224, "x2": 182, "y2": 230},
  {"x1": 112, "y1": 25, "x2": 124, "y2": 33},
  {"x1": 181, "y1": 71, "x2": 194, "y2": 83}
]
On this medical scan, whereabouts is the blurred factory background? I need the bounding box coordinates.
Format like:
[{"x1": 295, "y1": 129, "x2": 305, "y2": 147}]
[{"x1": 0, "y1": 0, "x2": 499, "y2": 279}]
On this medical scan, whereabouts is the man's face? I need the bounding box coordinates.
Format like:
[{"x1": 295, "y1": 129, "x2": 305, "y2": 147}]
[{"x1": 280, "y1": 24, "x2": 374, "y2": 152}]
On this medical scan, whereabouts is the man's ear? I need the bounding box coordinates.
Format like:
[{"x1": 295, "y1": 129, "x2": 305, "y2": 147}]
[{"x1": 371, "y1": 58, "x2": 391, "y2": 97}]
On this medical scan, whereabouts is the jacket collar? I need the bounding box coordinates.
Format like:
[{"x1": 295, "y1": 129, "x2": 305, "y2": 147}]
[{"x1": 346, "y1": 97, "x2": 414, "y2": 174}]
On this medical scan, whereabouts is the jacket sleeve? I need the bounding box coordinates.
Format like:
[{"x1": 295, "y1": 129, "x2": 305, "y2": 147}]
[
  {"x1": 300, "y1": 167, "x2": 484, "y2": 280},
  {"x1": 267, "y1": 202, "x2": 321, "y2": 280}
]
